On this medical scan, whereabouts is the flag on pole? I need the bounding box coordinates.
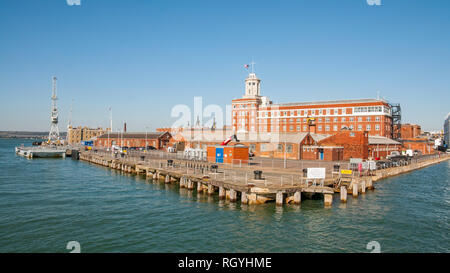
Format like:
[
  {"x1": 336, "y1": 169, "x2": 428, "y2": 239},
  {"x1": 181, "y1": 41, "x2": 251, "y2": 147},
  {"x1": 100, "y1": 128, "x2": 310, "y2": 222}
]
[{"x1": 244, "y1": 64, "x2": 249, "y2": 69}]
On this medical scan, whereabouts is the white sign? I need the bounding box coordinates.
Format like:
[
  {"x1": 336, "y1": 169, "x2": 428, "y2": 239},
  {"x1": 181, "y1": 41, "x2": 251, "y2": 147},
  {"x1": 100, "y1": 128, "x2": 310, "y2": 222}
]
[{"x1": 307, "y1": 168, "x2": 326, "y2": 179}]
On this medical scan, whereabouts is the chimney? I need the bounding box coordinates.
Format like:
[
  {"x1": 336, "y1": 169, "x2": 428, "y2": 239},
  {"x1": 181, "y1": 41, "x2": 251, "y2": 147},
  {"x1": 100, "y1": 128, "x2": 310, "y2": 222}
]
[{"x1": 123, "y1": 122, "x2": 127, "y2": 133}]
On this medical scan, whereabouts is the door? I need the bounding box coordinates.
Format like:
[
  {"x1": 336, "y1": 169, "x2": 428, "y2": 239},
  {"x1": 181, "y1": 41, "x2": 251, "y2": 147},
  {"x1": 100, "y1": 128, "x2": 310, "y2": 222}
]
[
  {"x1": 319, "y1": 149, "x2": 324, "y2": 160},
  {"x1": 216, "y1": 148, "x2": 224, "y2": 163}
]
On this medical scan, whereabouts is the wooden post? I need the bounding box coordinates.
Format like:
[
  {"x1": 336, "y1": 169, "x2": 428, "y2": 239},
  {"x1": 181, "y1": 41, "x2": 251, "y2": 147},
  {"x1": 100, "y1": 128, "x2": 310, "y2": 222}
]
[
  {"x1": 219, "y1": 187, "x2": 225, "y2": 199},
  {"x1": 187, "y1": 179, "x2": 194, "y2": 190},
  {"x1": 229, "y1": 189, "x2": 237, "y2": 202},
  {"x1": 241, "y1": 192, "x2": 248, "y2": 204},
  {"x1": 340, "y1": 186, "x2": 347, "y2": 203},
  {"x1": 324, "y1": 193, "x2": 333, "y2": 206},
  {"x1": 367, "y1": 178, "x2": 374, "y2": 190},
  {"x1": 276, "y1": 191, "x2": 283, "y2": 206},
  {"x1": 361, "y1": 180, "x2": 366, "y2": 194},
  {"x1": 352, "y1": 182, "x2": 358, "y2": 197},
  {"x1": 197, "y1": 181, "x2": 202, "y2": 192},
  {"x1": 294, "y1": 191, "x2": 301, "y2": 205},
  {"x1": 165, "y1": 174, "x2": 170, "y2": 184},
  {"x1": 208, "y1": 184, "x2": 215, "y2": 195}
]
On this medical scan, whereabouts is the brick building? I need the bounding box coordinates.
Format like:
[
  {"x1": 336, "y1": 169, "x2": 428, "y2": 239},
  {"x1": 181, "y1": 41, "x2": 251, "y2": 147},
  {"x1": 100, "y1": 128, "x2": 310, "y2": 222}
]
[
  {"x1": 401, "y1": 138, "x2": 435, "y2": 155},
  {"x1": 231, "y1": 72, "x2": 394, "y2": 138},
  {"x1": 95, "y1": 131, "x2": 172, "y2": 150},
  {"x1": 400, "y1": 123, "x2": 421, "y2": 139},
  {"x1": 67, "y1": 126, "x2": 109, "y2": 144},
  {"x1": 368, "y1": 136, "x2": 402, "y2": 159}
]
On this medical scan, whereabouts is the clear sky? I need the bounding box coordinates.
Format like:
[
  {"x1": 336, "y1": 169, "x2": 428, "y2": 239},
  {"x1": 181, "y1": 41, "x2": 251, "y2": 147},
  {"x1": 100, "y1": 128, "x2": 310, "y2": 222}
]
[{"x1": 0, "y1": 0, "x2": 449, "y2": 132}]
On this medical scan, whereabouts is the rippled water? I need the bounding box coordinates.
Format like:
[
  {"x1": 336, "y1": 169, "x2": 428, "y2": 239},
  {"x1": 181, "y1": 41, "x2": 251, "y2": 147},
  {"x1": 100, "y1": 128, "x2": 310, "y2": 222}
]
[{"x1": 0, "y1": 139, "x2": 448, "y2": 253}]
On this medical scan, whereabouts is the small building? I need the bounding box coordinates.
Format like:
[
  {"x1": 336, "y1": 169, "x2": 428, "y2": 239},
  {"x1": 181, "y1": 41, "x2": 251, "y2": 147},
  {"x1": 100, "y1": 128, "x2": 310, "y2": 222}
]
[
  {"x1": 368, "y1": 136, "x2": 402, "y2": 159},
  {"x1": 401, "y1": 137, "x2": 435, "y2": 155},
  {"x1": 400, "y1": 123, "x2": 422, "y2": 139},
  {"x1": 95, "y1": 131, "x2": 172, "y2": 150},
  {"x1": 317, "y1": 130, "x2": 369, "y2": 160},
  {"x1": 207, "y1": 145, "x2": 249, "y2": 164}
]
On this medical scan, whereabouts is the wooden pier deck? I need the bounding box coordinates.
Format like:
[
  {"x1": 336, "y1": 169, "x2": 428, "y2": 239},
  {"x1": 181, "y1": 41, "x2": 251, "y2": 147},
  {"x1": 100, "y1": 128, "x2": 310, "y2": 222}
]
[{"x1": 76, "y1": 150, "x2": 384, "y2": 207}]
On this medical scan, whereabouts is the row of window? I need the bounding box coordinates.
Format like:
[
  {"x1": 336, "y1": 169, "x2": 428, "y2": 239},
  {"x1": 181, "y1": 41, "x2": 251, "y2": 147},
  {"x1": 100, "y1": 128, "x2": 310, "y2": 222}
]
[{"x1": 237, "y1": 124, "x2": 386, "y2": 132}]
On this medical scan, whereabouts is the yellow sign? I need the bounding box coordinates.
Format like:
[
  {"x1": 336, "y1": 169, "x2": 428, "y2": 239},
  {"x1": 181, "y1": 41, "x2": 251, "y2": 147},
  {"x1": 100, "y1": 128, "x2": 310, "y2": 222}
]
[{"x1": 341, "y1": 169, "x2": 352, "y2": 175}]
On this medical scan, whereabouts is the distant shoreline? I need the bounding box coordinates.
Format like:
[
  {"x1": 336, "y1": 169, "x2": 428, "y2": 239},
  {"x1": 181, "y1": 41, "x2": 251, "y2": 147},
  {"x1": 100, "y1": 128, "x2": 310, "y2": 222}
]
[{"x1": 0, "y1": 131, "x2": 66, "y2": 139}]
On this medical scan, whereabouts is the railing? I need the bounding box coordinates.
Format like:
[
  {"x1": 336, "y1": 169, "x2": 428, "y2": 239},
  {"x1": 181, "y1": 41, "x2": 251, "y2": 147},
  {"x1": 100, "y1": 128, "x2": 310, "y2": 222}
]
[{"x1": 85, "y1": 146, "x2": 449, "y2": 184}]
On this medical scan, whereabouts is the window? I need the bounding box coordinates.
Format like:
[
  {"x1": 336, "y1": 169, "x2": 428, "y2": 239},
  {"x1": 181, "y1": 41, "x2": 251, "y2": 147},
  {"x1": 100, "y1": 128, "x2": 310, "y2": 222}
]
[
  {"x1": 249, "y1": 144, "x2": 256, "y2": 152},
  {"x1": 303, "y1": 125, "x2": 307, "y2": 131},
  {"x1": 333, "y1": 125, "x2": 338, "y2": 131},
  {"x1": 358, "y1": 117, "x2": 362, "y2": 122},
  {"x1": 366, "y1": 117, "x2": 371, "y2": 122},
  {"x1": 366, "y1": 125, "x2": 371, "y2": 131},
  {"x1": 334, "y1": 118, "x2": 338, "y2": 122},
  {"x1": 342, "y1": 117, "x2": 346, "y2": 122},
  {"x1": 289, "y1": 125, "x2": 294, "y2": 131},
  {"x1": 287, "y1": 144, "x2": 293, "y2": 153},
  {"x1": 349, "y1": 117, "x2": 354, "y2": 122},
  {"x1": 297, "y1": 126, "x2": 300, "y2": 131},
  {"x1": 261, "y1": 144, "x2": 267, "y2": 151},
  {"x1": 358, "y1": 125, "x2": 362, "y2": 131},
  {"x1": 375, "y1": 124, "x2": 380, "y2": 131},
  {"x1": 375, "y1": 116, "x2": 380, "y2": 121},
  {"x1": 318, "y1": 125, "x2": 322, "y2": 131},
  {"x1": 277, "y1": 144, "x2": 283, "y2": 152},
  {"x1": 325, "y1": 125, "x2": 330, "y2": 131}
]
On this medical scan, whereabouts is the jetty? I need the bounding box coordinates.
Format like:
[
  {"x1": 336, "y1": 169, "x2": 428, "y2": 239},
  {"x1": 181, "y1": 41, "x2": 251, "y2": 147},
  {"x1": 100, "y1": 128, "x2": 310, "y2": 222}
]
[
  {"x1": 15, "y1": 146, "x2": 67, "y2": 159},
  {"x1": 75, "y1": 149, "x2": 449, "y2": 207}
]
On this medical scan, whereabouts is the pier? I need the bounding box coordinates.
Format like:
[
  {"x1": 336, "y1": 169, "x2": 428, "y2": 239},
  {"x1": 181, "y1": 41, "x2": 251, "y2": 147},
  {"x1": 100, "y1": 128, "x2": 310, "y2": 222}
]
[{"x1": 75, "y1": 149, "x2": 450, "y2": 208}]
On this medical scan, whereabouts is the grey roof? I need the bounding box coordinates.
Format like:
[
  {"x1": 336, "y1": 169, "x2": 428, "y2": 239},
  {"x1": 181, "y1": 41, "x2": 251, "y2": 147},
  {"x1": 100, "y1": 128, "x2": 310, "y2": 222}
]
[
  {"x1": 368, "y1": 136, "x2": 401, "y2": 145},
  {"x1": 273, "y1": 98, "x2": 387, "y2": 107}
]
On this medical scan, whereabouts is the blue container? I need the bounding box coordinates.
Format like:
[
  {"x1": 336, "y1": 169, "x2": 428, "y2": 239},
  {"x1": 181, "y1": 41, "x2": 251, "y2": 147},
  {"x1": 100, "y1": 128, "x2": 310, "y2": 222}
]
[{"x1": 215, "y1": 148, "x2": 224, "y2": 163}]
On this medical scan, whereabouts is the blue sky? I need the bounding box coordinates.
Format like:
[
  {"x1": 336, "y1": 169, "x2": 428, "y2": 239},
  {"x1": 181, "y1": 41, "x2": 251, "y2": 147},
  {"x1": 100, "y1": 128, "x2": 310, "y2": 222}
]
[{"x1": 0, "y1": 0, "x2": 449, "y2": 132}]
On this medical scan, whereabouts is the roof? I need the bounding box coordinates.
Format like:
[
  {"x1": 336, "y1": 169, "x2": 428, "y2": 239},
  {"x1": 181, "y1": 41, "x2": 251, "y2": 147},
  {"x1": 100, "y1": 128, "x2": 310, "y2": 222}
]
[
  {"x1": 368, "y1": 136, "x2": 401, "y2": 145},
  {"x1": 97, "y1": 132, "x2": 169, "y2": 139},
  {"x1": 273, "y1": 98, "x2": 388, "y2": 107}
]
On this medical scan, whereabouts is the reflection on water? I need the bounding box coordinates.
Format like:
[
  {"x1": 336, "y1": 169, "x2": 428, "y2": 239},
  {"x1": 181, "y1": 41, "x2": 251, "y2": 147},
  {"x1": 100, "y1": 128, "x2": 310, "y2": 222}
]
[{"x1": 0, "y1": 139, "x2": 449, "y2": 253}]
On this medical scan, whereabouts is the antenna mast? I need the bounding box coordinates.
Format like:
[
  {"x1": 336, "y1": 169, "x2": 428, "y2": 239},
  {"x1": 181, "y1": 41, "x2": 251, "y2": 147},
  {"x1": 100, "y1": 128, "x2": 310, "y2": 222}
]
[{"x1": 48, "y1": 76, "x2": 60, "y2": 142}]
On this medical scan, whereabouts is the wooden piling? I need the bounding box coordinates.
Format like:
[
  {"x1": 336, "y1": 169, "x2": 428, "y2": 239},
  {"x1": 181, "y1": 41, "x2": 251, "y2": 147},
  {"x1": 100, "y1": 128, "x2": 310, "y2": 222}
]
[
  {"x1": 187, "y1": 179, "x2": 194, "y2": 190},
  {"x1": 352, "y1": 182, "x2": 359, "y2": 197},
  {"x1": 165, "y1": 174, "x2": 170, "y2": 184},
  {"x1": 241, "y1": 192, "x2": 248, "y2": 204},
  {"x1": 361, "y1": 180, "x2": 366, "y2": 194},
  {"x1": 276, "y1": 191, "x2": 283, "y2": 206},
  {"x1": 197, "y1": 181, "x2": 202, "y2": 192},
  {"x1": 229, "y1": 189, "x2": 237, "y2": 202},
  {"x1": 340, "y1": 186, "x2": 347, "y2": 203},
  {"x1": 294, "y1": 191, "x2": 301, "y2": 205},
  {"x1": 219, "y1": 187, "x2": 225, "y2": 200},
  {"x1": 208, "y1": 184, "x2": 215, "y2": 195},
  {"x1": 324, "y1": 193, "x2": 333, "y2": 206}
]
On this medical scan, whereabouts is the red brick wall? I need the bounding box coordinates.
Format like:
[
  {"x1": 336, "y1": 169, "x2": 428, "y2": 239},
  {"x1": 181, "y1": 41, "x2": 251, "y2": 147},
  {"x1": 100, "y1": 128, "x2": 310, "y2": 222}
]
[{"x1": 318, "y1": 130, "x2": 369, "y2": 160}]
